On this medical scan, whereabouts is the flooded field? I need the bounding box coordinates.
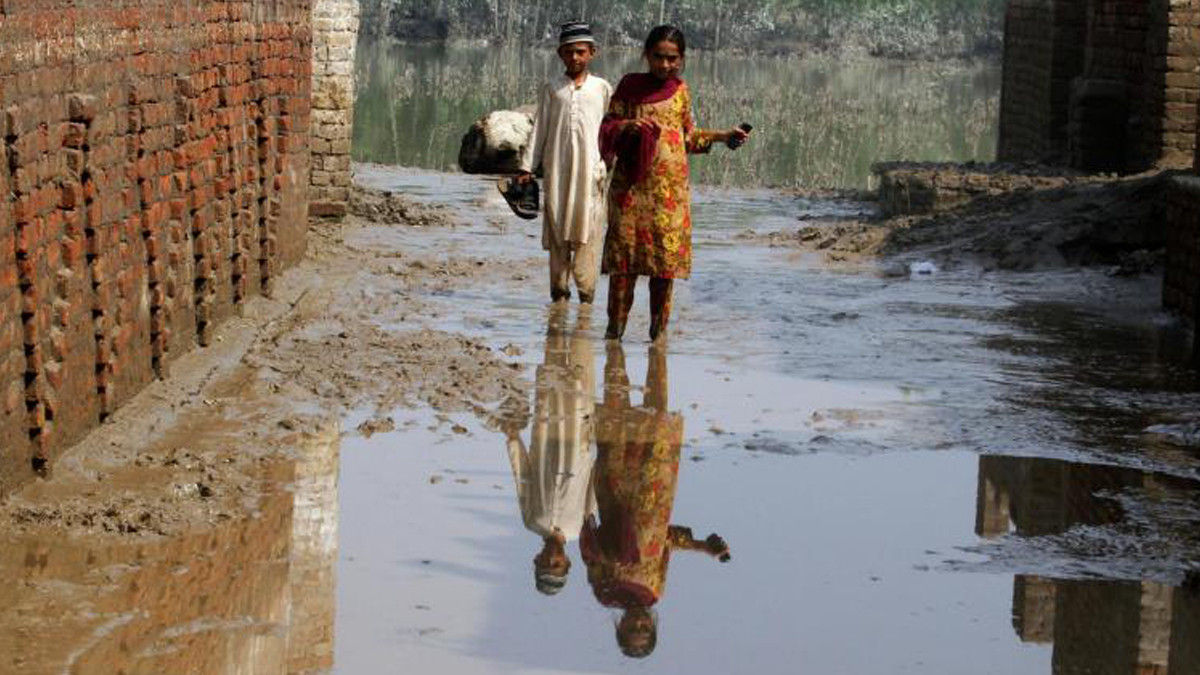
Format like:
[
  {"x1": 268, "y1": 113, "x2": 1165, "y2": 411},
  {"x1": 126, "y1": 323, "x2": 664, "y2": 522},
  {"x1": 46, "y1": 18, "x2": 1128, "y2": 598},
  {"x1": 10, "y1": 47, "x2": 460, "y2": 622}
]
[
  {"x1": 4, "y1": 163, "x2": 1199, "y2": 673},
  {"x1": 327, "y1": 168, "x2": 1200, "y2": 674},
  {"x1": 352, "y1": 40, "x2": 1000, "y2": 188}
]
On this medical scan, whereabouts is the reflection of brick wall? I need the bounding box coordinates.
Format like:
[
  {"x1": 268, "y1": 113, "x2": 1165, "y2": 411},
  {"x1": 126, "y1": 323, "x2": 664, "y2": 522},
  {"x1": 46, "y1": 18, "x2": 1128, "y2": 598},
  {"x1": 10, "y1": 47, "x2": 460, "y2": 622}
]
[
  {"x1": 1012, "y1": 576, "x2": 1057, "y2": 644},
  {"x1": 0, "y1": 2, "x2": 315, "y2": 494},
  {"x1": 0, "y1": 426, "x2": 340, "y2": 673},
  {"x1": 310, "y1": 0, "x2": 360, "y2": 219}
]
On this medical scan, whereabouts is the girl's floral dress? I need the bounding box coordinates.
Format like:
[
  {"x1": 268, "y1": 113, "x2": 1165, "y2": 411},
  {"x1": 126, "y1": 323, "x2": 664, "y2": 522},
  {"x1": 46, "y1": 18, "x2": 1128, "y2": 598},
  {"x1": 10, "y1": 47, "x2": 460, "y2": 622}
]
[{"x1": 602, "y1": 82, "x2": 714, "y2": 280}]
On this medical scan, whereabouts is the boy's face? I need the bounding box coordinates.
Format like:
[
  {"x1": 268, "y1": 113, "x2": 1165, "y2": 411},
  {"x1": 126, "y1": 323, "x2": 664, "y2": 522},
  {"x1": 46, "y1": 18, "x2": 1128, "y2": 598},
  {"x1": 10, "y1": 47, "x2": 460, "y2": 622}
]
[{"x1": 558, "y1": 42, "x2": 596, "y2": 76}]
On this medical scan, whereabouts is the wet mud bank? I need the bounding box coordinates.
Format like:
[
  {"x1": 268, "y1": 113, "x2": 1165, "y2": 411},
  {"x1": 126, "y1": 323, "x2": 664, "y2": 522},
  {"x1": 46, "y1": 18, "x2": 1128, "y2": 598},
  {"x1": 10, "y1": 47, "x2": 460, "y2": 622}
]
[
  {"x1": 0, "y1": 167, "x2": 536, "y2": 673},
  {"x1": 5, "y1": 164, "x2": 1200, "y2": 673},
  {"x1": 766, "y1": 163, "x2": 1172, "y2": 274}
]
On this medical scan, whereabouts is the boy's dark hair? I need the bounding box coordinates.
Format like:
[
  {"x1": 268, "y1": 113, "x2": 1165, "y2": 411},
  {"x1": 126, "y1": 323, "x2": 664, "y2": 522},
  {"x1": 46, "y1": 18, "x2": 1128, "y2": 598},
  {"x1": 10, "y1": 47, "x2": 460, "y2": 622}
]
[{"x1": 643, "y1": 25, "x2": 686, "y2": 56}]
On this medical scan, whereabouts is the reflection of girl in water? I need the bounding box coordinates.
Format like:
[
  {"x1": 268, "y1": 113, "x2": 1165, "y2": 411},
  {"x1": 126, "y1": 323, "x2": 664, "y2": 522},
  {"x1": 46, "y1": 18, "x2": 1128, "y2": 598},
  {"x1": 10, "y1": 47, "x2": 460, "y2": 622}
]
[{"x1": 582, "y1": 344, "x2": 730, "y2": 658}]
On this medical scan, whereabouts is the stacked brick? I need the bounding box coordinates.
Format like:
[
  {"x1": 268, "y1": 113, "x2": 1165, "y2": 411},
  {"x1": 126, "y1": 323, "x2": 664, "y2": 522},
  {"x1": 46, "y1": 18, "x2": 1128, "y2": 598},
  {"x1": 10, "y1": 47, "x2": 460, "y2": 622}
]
[
  {"x1": 872, "y1": 161, "x2": 1095, "y2": 217},
  {"x1": 998, "y1": 0, "x2": 1087, "y2": 164},
  {"x1": 310, "y1": 0, "x2": 360, "y2": 219},
  {"x1": 3, "y1": 11, "x2": 104, "y2": 470},
  {"x1": 1141, "y1": 0, "x2": 1200, "y2": 171},
  {"x1": 999, "y1": 0, "x2": 1200, "y2": 172},
  {"x1": 0, "y1": 0, "x2": 318, "y2": 494},
  {"x1": 0, "y1": 72, "x2": 29, "y2": 482}
]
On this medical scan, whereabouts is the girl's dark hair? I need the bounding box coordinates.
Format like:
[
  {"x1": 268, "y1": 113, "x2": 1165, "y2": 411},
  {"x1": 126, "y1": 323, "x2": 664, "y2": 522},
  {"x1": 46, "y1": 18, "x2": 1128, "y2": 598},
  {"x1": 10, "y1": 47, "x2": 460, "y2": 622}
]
[{"x1": 643, "y1": 25, "x2": 686, "y2": 56}]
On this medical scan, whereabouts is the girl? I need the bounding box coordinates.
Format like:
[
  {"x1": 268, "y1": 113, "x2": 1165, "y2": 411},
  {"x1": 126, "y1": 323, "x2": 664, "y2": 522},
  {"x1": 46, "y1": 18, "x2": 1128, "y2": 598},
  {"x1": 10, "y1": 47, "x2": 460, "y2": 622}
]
[
  {"x1": 582, "y1": 343, "x2": 730, "y2": 658},
  {"x1": 599, "y1": 25, "x2": 750, "y2": 342}
]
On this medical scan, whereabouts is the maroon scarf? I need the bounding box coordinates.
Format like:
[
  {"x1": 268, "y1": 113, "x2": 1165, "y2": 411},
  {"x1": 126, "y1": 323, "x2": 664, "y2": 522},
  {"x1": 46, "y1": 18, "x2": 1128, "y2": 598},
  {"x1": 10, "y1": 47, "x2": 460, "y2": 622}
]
[{"x1": 600, "y1": 73, "x2": 683, "y2": 186}]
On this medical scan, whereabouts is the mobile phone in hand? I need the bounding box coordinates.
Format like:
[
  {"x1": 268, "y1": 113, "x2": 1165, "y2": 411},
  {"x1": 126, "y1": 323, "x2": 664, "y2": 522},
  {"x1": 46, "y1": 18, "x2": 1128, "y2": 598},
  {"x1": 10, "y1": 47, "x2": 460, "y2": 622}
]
[{"x1": 728, "y1": 123, "x2": 753, "y2": 149}]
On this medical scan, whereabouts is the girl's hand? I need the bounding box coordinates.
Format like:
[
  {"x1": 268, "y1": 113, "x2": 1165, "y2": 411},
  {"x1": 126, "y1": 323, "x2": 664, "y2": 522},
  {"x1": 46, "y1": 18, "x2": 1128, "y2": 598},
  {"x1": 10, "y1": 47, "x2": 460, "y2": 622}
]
[
  {"x1": 705, "y1": 533, "x2": 731, "y2": 562},
  {"x1": 625, "y1": 118, "x2": 656, "y2": 133},
  {"x1": 725, "y1": 126, "x2": 751, "y2": 150}
]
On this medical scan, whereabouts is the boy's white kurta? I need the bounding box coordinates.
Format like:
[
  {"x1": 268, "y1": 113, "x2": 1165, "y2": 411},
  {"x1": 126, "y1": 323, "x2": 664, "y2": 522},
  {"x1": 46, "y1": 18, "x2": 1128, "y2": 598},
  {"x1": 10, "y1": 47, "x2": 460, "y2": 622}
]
[
  {"x1": 520, "y1": 73, "x2": 613, "y2": 249},
  {"x1": 506, "y1": 320, "x2": 597, "y2": 540}
]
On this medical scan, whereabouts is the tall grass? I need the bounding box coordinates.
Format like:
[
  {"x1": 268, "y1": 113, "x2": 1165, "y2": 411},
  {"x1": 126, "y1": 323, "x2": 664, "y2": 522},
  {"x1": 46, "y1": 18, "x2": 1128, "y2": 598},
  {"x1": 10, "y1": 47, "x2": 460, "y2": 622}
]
[
  {"x1": 360, "y1": 0, "x2": 1005, "y2": 58},
  {"x1": 352, "y1": 41, "x2": 1001, "y2": 189}
]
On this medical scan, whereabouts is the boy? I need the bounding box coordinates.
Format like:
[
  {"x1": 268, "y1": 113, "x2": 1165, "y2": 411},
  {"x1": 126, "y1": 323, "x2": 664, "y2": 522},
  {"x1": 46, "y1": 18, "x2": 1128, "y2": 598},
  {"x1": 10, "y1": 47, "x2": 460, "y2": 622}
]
[{"x1": 518, "y1": 21, "x2": 613, "y2": 304}]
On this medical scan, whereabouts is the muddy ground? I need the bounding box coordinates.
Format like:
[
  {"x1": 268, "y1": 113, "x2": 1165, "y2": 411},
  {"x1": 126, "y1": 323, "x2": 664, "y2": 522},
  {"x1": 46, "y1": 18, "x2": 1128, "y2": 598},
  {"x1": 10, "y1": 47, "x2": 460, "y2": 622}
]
[
  {"x1": 0, "y1": 166, "x2": 1179, "y2": 538},
  {"x1": 4, "y1": 164, "x2": 1198, "y2": 674},
  {"x1": 758, "y1": 170, "x2": 1169, "y2": 273},
  {"x1": 0, "y1": 183, "x2": 534, "y2": 541}
]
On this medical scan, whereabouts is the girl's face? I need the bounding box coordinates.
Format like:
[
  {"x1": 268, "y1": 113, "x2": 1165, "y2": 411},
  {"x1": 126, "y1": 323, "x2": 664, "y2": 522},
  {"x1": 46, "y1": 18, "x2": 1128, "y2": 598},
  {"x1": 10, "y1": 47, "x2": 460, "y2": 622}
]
[{"x1": 645, "y1": 40, "x2": 682, "y2": 80}]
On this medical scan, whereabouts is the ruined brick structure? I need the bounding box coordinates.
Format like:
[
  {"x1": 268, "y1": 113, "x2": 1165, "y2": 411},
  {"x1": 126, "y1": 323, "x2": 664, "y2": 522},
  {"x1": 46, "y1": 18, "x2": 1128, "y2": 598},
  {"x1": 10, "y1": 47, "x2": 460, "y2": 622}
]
[
  {"x1": 310, "y1": 0, "x2": 360, "y2": 219},
  {"x1": 1163, "y1": 176, "x2": 1200, "y2": 328},
  {"x1": 999, "y1": 0, "x2": 1200, "y2": 173},
  {"x1": 0, "y1": 1, "x2": 363, "y2": 494}
]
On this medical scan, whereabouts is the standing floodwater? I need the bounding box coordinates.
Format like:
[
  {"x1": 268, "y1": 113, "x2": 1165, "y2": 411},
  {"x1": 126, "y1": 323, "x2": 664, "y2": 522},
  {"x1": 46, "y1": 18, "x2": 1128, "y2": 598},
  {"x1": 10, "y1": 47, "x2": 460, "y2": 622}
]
[
  {"x1": 331, "y1": 165, "x2": 1200, "y2": 674},
  {"x1": 6, "y1": 29, "x2": 1196, "y2": 675},
  {"x1": 352, "y1": 41, "x2": 1000, "y2": 188}
]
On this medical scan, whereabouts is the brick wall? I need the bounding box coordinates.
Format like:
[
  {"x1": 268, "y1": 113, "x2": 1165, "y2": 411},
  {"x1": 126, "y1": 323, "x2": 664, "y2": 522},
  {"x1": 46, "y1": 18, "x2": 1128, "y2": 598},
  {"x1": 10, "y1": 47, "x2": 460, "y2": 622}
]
[
  {"x1": 1130, "y1": 0, "x2": 1199, "y2": 170},
  {"x1": 998, "y1": 0, "x2": 1087, "y2": 164},
  {"x1": 999, "y1": 0, "x2": 1199, "y2": 172},
  {"x1": 309, "y1": 0, "x2": 359, "y2": 219},
  {"x1": 0, "y1": 1, "x2": 315, "y2": 494},
  {"x1": 1163, "y1": 176, "x2": 1200, "y2": 325}
]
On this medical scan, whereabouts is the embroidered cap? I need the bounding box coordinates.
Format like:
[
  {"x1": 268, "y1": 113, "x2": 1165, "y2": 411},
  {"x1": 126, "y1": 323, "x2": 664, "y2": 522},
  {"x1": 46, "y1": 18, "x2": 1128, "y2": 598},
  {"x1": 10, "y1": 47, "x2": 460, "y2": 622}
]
[{"x1": 559, "y1": 20, "x2": 595, "y2": 47}]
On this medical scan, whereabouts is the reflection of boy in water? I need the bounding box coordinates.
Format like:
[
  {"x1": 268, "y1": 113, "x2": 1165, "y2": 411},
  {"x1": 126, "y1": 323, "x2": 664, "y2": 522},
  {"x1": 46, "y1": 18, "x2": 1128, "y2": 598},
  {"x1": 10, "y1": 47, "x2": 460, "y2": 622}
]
[
  {"x1": 583, "y1": 344, "x2": 730, "y2": 658},
  {"x1": 505, "y1": 310, "x2": 598, "y2": 596}
]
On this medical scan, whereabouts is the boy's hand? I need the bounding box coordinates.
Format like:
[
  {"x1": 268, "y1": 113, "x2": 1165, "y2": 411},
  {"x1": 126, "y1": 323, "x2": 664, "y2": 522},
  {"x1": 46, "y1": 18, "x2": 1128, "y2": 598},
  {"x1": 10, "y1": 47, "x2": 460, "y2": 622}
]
[{"x1": 515, "y1": 171, "x2": 535, "y2": 184}]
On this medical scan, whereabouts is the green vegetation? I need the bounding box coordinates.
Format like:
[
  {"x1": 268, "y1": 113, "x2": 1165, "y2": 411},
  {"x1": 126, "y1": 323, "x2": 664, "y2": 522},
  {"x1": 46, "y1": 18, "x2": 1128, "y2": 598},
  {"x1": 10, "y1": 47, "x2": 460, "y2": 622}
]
[
  {"x1": 359, "y1": 0, "x2": 1006, "y2": 58},
  {"x1": 352, "y1": 42, "x2": 1000, "y2": 188}
]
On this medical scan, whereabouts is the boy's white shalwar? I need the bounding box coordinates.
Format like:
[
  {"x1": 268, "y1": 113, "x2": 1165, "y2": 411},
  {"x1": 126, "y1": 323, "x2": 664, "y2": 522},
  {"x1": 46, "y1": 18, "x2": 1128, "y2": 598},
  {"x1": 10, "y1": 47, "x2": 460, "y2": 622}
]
[{"x1": 521, "y1": 73, "x2": 613, "y2": 297}]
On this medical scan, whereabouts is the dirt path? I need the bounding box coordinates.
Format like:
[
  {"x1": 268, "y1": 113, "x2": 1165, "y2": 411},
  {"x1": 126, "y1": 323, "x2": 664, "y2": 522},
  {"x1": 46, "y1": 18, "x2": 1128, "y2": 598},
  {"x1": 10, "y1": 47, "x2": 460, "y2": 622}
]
[
  {"x1": 0, "y1": 177, "x2": 544, "y2": 674},
  {"x1": 1, "y1": 183, "x2": 533, "y2": 539}
]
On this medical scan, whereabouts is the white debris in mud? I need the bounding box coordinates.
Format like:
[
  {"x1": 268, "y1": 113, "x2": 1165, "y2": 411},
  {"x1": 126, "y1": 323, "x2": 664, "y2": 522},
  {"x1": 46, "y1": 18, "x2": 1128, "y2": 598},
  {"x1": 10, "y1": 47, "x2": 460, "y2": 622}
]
[{"x1": 1144, "y1": 423, "x2": 1200, "y2": 447}]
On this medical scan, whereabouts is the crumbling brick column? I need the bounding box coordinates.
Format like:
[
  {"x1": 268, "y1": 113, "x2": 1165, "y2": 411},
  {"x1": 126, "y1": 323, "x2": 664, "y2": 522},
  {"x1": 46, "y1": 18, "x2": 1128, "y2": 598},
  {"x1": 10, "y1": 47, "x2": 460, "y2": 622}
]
[{"x1": 310, "y1": 0, "x2": 360, "y2": 220}]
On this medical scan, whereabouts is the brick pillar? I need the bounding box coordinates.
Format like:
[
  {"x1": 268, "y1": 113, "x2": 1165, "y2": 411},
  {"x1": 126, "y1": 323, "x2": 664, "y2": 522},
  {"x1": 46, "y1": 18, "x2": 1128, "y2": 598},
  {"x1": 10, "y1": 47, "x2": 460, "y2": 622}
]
[
  {"x1": 0, "y1": 78, "x2": 32, "y2": 491},
  {"x1": 310, "y1": 0, "x2": 360, "y2": 220},
  {"x1": 998, "y1": 0, "x2": 1087, "y2": 164},
  {"x1": 1163, "y1": 176, "x2": 1200, "y2": 331}
]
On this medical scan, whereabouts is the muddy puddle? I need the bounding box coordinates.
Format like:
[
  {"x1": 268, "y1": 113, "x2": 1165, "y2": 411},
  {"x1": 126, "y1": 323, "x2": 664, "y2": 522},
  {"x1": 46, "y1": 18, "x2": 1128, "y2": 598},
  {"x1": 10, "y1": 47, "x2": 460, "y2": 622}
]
[{"x1": 7, "y1": 166, "x2": 1200, "y2": 674}]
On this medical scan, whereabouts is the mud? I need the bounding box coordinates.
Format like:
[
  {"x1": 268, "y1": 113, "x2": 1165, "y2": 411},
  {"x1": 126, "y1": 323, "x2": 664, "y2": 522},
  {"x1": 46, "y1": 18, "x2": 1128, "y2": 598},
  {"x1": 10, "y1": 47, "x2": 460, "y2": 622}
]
[
  {"x1": 1, "y1": 176, "x2": 532, "y2": 541},
  {"x1": 348, "y1": 179, "x2": 462, "y2": 228},
  {"x1": 756, "y1": 170, "x2": 1168, "y2": 271},
  {"x1": 6, "y1": 164, "x2": 1200, "y2": 674}
]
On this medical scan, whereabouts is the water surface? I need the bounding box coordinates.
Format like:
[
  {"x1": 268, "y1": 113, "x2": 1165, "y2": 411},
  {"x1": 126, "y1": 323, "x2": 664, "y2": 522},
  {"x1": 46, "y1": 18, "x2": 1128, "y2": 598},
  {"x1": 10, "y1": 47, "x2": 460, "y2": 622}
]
[
  {"x1": 352, "y1": 40, "x2": 1000, "y2": 188},
  {"x1": 333, "y1": 167, "x2": 1200, "y2": 673}
]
